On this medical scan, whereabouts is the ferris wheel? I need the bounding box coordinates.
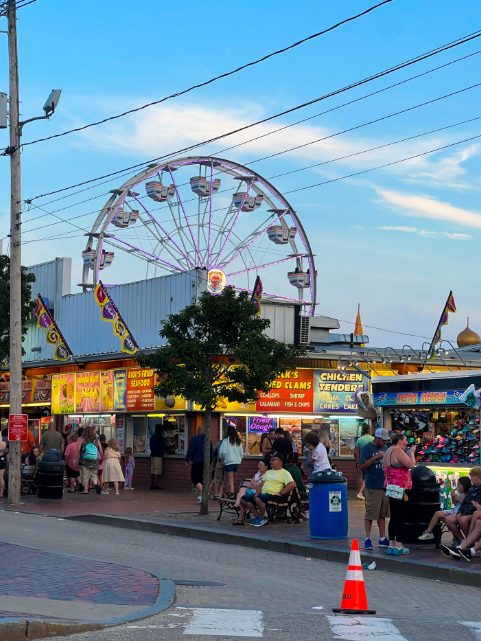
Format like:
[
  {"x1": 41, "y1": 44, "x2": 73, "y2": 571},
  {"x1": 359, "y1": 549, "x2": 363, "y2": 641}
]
[{"x1": 81, "y1": 156, "x2": 317, "y2": 314}]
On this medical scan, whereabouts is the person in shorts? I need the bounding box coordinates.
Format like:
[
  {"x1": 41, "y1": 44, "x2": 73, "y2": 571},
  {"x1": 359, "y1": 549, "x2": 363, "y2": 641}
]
[
  {"x1": 359, "y1": 427, "x2": 390, "y2": 550},
  {"x1": 149, "y1": 423, "x2": 165, "y2": 490}
]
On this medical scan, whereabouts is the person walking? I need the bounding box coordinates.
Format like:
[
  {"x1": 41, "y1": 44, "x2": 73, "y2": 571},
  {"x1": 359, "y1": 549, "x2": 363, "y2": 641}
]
[
  {"x1": 101, "y1": 438, "x2": 125, "y2": 495},
  {"x1": 219, "y1": 426, "x2": 244, "y2": 494},
  {"x1": 383, "y1": 433, "x2": 415, "y2": 555},
  {"x1": 79, "y1": 425, "x2": 102, "y2": 495},
  {"x1": 355, "y1": 424, "x2": 374, "y2": 500},
  {"x1": 359, "y1": 427, "x2": 390, "y2": 550},
  {"x1": 149, "y1": 423, "x2": 165, "y2": 490},
  {"x1": 186, "y1": 429, "x2": 213, "y2": 504}
]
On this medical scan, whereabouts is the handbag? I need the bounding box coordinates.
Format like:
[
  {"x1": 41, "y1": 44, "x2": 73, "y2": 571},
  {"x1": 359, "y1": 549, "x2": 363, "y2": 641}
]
[{"x1": 385, "y1": 484, "x2": 405, "y2": 500}]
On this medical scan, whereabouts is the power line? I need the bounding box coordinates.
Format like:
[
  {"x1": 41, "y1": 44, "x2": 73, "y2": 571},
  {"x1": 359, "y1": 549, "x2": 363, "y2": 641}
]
[
  {"x1": 337, "y1": 318, "x2": 431, "y2": 339},
  {"x1": 18, "y1": 1, "x2": 393, "y2": 149},
  {"x1": 284, "y1": 131, "x2": 481, "y2": 195},
  {"x1": 20, "y1": 119, "x2": 481, "y2": 244},
  {"x1": 21, "y1": 79, "x2": 481, "y2": 231},
  {"x1": 25, "y1": 29, "x2": 481, "y2": 204}
]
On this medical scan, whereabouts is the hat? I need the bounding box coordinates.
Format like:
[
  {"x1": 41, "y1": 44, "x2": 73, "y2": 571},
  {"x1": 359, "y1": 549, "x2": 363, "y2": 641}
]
[
  {"x1": 374, "y1": 428, "x2": 390, "y2": 441},
  {"x1": 270, "y1": 451, "x2": 285, "y2": 463}
]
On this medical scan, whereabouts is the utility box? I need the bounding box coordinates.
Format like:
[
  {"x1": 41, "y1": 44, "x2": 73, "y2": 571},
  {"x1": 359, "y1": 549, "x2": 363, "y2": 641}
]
[{"x1": 0, "y1": 93, "x2": 7, "y2": 129}]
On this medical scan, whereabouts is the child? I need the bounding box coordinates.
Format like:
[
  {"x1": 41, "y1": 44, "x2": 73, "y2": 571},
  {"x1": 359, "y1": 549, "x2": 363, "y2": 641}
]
[
  {"x1": 101, "y1": 438, "x2": 125, "y2": 495},
  {"x1": 418, "y1": 476, "x2": 471, "y2": 540},
  {"x1": 124, "y1": 447, "x2": 135, "y2": 490}
]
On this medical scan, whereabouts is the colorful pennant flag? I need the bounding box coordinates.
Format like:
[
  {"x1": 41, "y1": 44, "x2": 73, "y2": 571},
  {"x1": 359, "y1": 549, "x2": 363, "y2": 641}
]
[
  {"x1": 250, "y1": 275, "x2": 263, "y2": 316},
  {"x1": 427, "y1": 290, "x2": 457, "y2": 358},
  {"x1": 35, "y1": 294, "x2": 73, "y2": 361},
  {"x1": 93, "y1": 281, "x2": 139, "y2": 355}
]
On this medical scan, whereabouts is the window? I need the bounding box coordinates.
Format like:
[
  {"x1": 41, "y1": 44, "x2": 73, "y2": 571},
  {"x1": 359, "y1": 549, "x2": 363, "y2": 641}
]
[
  {"x1": 132, "y1": 415, "x2": 186, "y2": 455},
  {"x1": 63, "y1": 415, "x2": 116, "y2": 443}
]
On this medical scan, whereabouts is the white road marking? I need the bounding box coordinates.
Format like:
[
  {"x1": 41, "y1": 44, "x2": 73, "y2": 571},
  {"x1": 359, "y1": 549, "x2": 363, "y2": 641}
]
[
  {"x1": 311, "y1": 605, "x2": 324, "y2": 610},
  {"x1": 183, "y1": 608, "x2": 263, "y2": 637},
  {"x1": 460, "y1": 622, "x2": 481, "y2": 640},
  {"x1": 327, "y1": 616, "x2": 407, "y2": 641}
]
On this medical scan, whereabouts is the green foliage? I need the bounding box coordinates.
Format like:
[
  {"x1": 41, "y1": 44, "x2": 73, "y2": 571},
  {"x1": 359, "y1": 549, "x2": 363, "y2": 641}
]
[
  {"x1": 140, "y1": 287, "x2": 303, "y2": 409},
  {"x1": 0, "y1": 255, "x2": 36, "y2": 363}
]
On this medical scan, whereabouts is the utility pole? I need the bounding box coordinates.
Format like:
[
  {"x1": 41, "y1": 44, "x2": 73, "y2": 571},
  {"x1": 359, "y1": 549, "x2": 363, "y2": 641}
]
[{"x1": 7, "y1": 0, "x2": 22, "y2": 505}]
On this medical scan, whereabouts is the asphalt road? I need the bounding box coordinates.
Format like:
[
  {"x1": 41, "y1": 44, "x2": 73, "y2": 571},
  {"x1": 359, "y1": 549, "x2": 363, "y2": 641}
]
[{"x1": 1, "y1": 510, "x2": 480, "y2": 640}]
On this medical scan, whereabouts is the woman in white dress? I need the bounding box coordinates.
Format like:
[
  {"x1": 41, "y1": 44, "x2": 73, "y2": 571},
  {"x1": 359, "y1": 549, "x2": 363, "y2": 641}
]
[{"x1": 101, "y1": 438, "x2": 125, "y2": 495}]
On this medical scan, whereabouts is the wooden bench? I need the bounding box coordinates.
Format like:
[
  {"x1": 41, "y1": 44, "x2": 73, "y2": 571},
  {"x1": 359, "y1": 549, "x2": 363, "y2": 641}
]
[{"x1": 217, "y1": 479, "x2": 252, "y2": 521}]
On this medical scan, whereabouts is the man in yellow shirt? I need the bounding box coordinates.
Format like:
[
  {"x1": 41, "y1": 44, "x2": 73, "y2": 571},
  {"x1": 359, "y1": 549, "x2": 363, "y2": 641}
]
[{"x1": 250, "y1": 452, "x2": 295, "y2": 527}]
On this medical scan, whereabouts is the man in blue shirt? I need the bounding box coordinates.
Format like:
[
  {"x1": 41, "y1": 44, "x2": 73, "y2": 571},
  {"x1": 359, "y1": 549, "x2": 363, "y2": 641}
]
[
  {"x1": 186, "y1": 430, "x2": 213, "y2": 504},
  {"x1": 359, "y1": 427, "x2": 390, "y2": 550}
]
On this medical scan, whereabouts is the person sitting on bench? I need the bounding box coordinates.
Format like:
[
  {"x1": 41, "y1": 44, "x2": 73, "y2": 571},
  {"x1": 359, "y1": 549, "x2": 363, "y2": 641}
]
[{"x1": 242, "y1": 452, "x2": 295, "y2": 528}]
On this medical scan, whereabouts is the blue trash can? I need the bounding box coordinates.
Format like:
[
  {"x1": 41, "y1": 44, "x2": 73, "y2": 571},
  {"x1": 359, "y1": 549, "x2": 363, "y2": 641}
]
[{"x1": 309, "y1": 470, "x2": 348, "y2": 539}]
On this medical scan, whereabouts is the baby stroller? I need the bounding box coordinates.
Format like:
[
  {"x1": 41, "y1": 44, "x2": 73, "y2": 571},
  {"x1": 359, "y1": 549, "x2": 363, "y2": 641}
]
[{"x1": 21, "y1": 463, "x2": 38, "y2": 495}]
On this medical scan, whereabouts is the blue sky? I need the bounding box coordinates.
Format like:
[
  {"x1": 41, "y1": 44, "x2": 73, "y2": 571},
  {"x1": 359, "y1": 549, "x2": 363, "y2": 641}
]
[{"x1": 1, "y1": 0, "x2": 481, "y2": 348}]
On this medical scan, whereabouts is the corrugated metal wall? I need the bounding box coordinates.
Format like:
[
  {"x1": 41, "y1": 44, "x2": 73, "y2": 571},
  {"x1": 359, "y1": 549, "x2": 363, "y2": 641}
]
[{"x1": 24, "y1": 260, "x2": 199, "y2": 362}]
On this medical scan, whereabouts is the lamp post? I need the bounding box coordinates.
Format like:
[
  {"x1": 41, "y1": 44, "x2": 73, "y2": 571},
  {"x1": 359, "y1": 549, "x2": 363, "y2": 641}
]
[{"x1": 5, "y1": 0, "x2": 61, "y2": 504}]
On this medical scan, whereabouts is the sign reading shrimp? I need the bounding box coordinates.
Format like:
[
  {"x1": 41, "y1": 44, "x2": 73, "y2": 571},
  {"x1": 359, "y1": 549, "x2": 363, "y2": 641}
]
[{"x1": 256, "y1": 369, "x2": 314, "y2": 412}]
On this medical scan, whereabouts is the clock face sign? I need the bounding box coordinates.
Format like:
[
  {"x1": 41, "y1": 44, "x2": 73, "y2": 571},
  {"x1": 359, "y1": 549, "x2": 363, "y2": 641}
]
[{"x1": 207, "y1": 269, "x2": 226, "y2": 295}]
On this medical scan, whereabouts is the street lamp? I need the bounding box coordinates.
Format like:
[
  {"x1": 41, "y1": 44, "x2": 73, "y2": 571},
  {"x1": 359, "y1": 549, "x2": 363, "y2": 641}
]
[{"x1": 5, "y1": 0, "x2": 61, "y2": 504}]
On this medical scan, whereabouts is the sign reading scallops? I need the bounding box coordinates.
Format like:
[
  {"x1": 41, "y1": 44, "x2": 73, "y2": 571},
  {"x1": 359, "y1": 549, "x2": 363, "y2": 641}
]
[{"x1": 206, "y1": 268, "x2": 226, "y2": 295}]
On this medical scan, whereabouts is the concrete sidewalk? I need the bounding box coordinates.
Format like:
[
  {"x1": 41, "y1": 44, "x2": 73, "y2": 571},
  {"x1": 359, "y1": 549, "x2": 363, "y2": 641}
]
[
  {"x1": 4, "y1": 488, "x2": 481, "y2": 587},
  {"x1": 0, "y1": 540, "x2": 175, "y2": 641}
]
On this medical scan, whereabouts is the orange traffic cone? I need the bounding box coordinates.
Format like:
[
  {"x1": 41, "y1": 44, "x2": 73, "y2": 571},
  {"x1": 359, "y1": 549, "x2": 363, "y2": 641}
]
[{"x1": 332, "y1": 539, "x2": 376, "y2": 614}]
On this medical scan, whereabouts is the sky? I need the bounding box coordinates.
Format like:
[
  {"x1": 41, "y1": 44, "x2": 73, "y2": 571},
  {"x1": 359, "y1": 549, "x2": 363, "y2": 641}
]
[{"x1": 0, "y1": 0, "x2": 481, "y2": 349}]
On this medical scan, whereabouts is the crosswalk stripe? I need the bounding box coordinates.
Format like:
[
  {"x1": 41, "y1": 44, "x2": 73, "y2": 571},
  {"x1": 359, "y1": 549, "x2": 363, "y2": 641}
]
[
  {"x1": 327, "y1": 615, "x2": 408, "y2": 641},
  {"x1": 460, "y1": 622, "x2": 481, "y2": 640},
  {"x1": 183, "y1": 608, "x2": 263, "y2": 637}
]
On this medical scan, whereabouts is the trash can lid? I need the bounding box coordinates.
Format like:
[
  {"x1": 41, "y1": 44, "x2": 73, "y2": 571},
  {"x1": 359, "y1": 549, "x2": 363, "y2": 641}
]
[
  {"x1": 309, "y1": 469, "x2": 346, "y2": 484},
  {"x1": 41, "y1": 448, "x2": 62, "y2": 462}
]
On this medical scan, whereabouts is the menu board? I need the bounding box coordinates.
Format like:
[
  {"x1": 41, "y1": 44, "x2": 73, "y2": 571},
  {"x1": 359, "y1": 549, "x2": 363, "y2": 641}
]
[
  {"x1": 100, "y1": 370, "x2": 114, "y2": 412},
  {"x1": 51, "y1": 373, "x2": 75, "y2": 414},
  {"x1": 256, "y1": 369, "x2": 314, "y2": 412},
  {"x1": 75, "y1": 372, "x2": 101, "y2": 413},
  {"x1": 126, "y1": 368, "x2": 155, "y2": 411},
  {"x1": 313, "y1": 370, "x2": 365, "y2": 413},
  {"x1": 113, "y1": 369, "x2": 127, "y2": 411}
]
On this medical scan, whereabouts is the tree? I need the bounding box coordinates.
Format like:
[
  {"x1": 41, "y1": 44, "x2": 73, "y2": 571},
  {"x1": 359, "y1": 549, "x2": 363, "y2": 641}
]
[
  {"x1": 0, "y1": 254, "x2": 35, "y2": 363},
  {"x1": 140, "y1": 287, "x2": 303, "y2": 515}
]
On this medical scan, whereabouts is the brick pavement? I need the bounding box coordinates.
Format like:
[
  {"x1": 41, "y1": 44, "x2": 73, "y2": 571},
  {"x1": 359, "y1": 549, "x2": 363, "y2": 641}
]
[{"x1": 0, "y1": 542, "x2": 159, "y2": 606}]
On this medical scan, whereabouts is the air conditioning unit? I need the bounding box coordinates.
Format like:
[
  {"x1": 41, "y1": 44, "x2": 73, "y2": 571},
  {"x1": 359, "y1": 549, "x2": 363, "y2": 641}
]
[{"x1": 298, "y1": 316, "x2": 310, "y2": 345}]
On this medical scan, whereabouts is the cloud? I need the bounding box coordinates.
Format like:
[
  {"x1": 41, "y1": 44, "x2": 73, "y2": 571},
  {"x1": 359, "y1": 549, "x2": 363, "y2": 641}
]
[
  {"x1": 376, "y1": 188, "x2": 481, "y2": 230},
  {"x1": 379, "y1": 225, "x2": 471, "y2": 240}
]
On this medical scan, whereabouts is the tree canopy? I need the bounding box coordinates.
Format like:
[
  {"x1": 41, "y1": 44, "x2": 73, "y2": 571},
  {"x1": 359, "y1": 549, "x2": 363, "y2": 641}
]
[
  {"x1": 140, "y1": 286, "x2": 303, "y2": 514},
  {"x1": 141, "y1": 287, "x2": 302, "y2": 409},
  {"x1": 0, "y1": 255, "x2": 36, "y2": 363}
]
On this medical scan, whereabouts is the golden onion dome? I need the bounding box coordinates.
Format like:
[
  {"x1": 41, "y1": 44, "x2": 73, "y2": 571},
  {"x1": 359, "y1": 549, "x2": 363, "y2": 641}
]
[{"x1": 457, "y1": 317, "x2": 481, "y2": 348}]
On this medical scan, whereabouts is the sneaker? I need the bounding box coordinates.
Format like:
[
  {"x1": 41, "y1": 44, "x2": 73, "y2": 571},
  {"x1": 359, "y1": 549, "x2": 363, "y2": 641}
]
[
  {"x1": 123, "y1": 487, "x2": 130, "y2": 491},
  {"x1": 364, "y1": 538, "x2": 373, "y2": 550},
  {"x1": 253, "y1": 517, "x2": 268, "y2": 527},
  {"x1": 378, "y1": 537, "x2": 389, "y2": 547},
  {"x1": 249, "y1": 517, "x2": 262, "y2": 527},
  {"x1": 418, "y1": 531, "x2": 435, "y2": 541},
  {"x1": 357, "y1": 493, "x2": 365, "y2": 500},
  {"x1": 95, "y1": 485, "x2": 101, "y2": 495},
  {"x1": 386, "y1": 546, "x2": 395, "y2": 555},
  {"x1": 197, "y1": 496, "x2": 202, "y2": 504},
  {"x1": 391, "y1": 547, "x2": 410, "y2": 555},
  {"x1": 456, "y1": 547, "x2": 472, "y2": 562},
  {"x1": 440, "y1": 543, "x2": 457, "y2": 558},
  {"x1": 101, "y1": 491, "x2": 110, "y2": 495}
]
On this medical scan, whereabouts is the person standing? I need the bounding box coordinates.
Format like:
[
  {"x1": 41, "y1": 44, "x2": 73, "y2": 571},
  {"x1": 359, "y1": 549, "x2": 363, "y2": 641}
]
[
  {"x1": 101, "y1": 438, "x2": 125, "y2": 495},
  {"x1": 186, "y1": 429, "x2": 213, "y2": 504},
  {"x1": 272, "y1": 428, "x2": 293, "y2": 462},
  {"x1": 123, "y1": 447, "x2": 135, "y2": 490},
  {"x1": 383, "y1": 433, "x2": 415, "y2": 555},
  {"x1": 21, "y1": 427, "x2": 35, "y2": 463},
  {"x1": 260, "y1": 428, "x2": 275, "y2": 457},
  {"x1": 149, "y1": 423, "x2": 165, "y2": 490},
  {"x1": 219, "y1": 426, "x2": 244, "y2": 494},
  {"x1": 0, "y1": 436, "x2": 7, "y2": 498},
  {"x1": 79, "y1": 425, "x2": 102, "y2": 495},
  {"x1": 64, "y1": 433, "x2": 81, "y2": 493},
  {"x1": 359, "y1": 427, "x2": 390, "y2": 550},
  {"x1": 40, "y1": 422, "x2": 64, "y2": 454},
  {"x1": 304, "y1": 432, "x2": 331, "y2": 473},
  {"x1": 354, "y1": 424, "x2": 374, "y2": 500}
]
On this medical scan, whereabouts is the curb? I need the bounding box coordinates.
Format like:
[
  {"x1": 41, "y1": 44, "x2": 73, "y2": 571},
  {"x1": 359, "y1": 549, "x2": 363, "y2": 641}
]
[{"x1": 69, "y1": 513, "x2": 481, "y2": 589}]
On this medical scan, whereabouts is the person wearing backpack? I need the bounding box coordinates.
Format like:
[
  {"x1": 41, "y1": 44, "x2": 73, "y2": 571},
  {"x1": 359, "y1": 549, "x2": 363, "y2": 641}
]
[{"x1": 79, "y1": 425, "x2": 102, "y2": 495}]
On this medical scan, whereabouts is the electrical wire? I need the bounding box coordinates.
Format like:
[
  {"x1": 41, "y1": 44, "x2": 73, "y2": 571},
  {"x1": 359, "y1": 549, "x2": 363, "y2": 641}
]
[
  {"x1": 20, "y1": 119, "x2": 481, "y2": 243},
  {"x1": 18, "y1": 1, "x2": 393, "y2": 149},
  {"x1": 25, "y1": 28, "x2": 481, "y2": 204}
]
